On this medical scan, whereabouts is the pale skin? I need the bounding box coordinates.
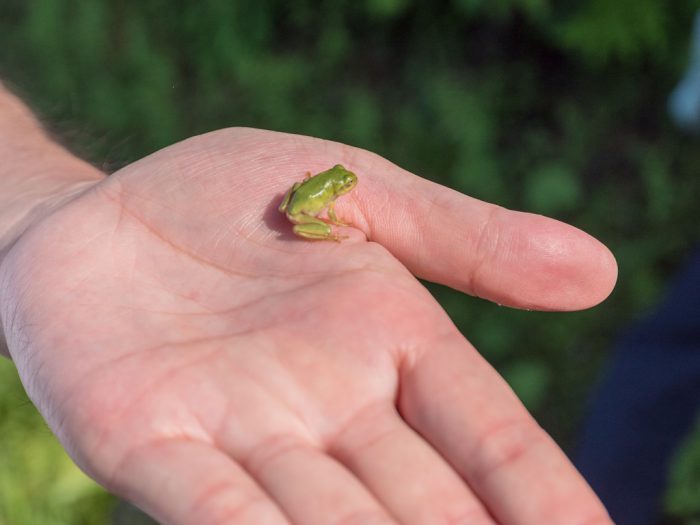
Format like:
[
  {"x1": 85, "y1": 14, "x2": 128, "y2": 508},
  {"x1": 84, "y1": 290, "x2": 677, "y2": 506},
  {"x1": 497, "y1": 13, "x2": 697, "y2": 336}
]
[{"x1": 0, "y1": 85, "x2": 618, "y2": 525}]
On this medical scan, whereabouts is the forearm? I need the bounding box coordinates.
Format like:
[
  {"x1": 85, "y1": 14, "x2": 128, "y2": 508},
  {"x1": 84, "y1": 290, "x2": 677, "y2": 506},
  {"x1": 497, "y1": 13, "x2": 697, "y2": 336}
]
[{"x1": 0, "y1": 83, "x2": 105, "y2": 356}]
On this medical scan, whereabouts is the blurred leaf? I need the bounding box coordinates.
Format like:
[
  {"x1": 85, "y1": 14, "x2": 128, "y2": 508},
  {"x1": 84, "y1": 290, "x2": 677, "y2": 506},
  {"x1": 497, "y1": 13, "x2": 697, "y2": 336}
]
[
  {"x1": 427, "y1": 75, "x2": 503, "y2": 201},
  {"x1": 665, "y1": 414, "x2": 700, "y2": 521},
  {"x1": 0, "y1": 360, "x2": 113, "y2": 525},
  {"x1": 342, "y1": 88, "x2": 382, "y2": 149},
  {"x1": 502, "y1": 359, "x2": 552, "y2": 411},
  {"x1": 554, "y1": 0, "x2": 670, "y2": 65},
  {"x1": 365, "y1": 0, "x2": 410, "y2": 19},
  {"x1": 524, "y1": 162, "x2": 582, "y2": 215},
  {"x1": 451, "y1": 0, "x2": 548, "y2": 19},
  {"x1": 638, "y1": 147, "x2": 674, "y2": 224}
]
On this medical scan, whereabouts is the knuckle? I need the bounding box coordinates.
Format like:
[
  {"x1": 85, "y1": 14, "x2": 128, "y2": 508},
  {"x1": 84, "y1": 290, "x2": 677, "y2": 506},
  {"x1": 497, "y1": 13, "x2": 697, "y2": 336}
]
[
  {"x1": 468, "y1": 417, "x2": 544, "y2": 484},
  {"x1": 243, "y1": 432, "x2": 309, "y2": 478}
]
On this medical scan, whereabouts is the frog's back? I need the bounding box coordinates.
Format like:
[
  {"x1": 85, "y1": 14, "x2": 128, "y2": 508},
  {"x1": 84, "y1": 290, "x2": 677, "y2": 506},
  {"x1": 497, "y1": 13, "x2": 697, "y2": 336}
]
[{"x1": 287, "y1": 170, "x2": 338, "y2": 214}]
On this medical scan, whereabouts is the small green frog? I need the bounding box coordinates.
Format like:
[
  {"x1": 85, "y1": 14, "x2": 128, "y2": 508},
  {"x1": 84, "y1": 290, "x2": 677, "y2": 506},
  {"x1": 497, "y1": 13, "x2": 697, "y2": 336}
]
[{"x1": 278, "y1": 164, "x2": 358, "y2": 241}]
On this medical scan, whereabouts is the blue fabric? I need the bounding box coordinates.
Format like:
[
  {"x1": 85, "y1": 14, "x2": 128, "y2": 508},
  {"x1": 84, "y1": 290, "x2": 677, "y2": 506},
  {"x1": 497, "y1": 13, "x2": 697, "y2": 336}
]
[
  {"x1": 575, "y1": 246, "x2": 700, "y2": 524},
  {"x1": 669, "y1": 11, "x2": 700, "y2": 133}
]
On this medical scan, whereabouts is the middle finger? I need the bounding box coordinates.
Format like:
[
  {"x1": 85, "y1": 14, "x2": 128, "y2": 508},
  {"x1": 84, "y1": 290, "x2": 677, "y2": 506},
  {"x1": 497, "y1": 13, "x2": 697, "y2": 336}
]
[{"x1": 328, "y1": 401, "x2": 496, "y2": 524}]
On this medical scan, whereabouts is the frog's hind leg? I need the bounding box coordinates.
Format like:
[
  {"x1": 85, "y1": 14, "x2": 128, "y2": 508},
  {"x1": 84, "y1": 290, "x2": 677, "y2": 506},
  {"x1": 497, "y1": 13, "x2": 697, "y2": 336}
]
[
  {"x1": 293, "y1": 225, "x2": 344, "y2": 242},
  {"x1": 291, "y1": 214, "x2": 339, "y2": 241}
]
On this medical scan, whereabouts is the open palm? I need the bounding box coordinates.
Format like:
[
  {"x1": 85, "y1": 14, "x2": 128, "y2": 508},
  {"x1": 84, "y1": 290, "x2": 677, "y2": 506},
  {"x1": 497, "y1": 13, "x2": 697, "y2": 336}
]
[{"x1": 2, "y1": 129, "x2": 617, "y2": 524}]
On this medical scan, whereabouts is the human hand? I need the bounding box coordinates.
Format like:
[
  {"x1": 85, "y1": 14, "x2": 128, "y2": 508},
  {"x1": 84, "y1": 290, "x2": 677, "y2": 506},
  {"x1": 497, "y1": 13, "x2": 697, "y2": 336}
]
[{"x1": 1, "y1": 128, "x2": 617, "y2": 524}]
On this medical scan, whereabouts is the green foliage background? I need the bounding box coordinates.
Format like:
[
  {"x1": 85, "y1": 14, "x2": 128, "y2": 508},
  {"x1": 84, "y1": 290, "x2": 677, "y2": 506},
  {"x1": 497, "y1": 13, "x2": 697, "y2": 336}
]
[{"x1": 1, "y1": 0, "x2": 700, "y2": 523}]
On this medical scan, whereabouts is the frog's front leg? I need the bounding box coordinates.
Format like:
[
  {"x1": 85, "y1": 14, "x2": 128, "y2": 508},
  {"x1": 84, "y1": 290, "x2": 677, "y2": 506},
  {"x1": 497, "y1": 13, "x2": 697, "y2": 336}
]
[
  {"x1": 291, "y1": 213, "x2": 341, "y2": 241},
  {"x1": 327, "y1": 200, "x2": 351, "y2": 226},
  {"x1": 278, "y1": 182, "x2": 302, "y2": 213}
]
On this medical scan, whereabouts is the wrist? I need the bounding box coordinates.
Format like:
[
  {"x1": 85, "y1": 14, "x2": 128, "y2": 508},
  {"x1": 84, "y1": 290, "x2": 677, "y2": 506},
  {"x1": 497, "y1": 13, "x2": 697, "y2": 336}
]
[
  {"x1": 0, "y1": 158, "x2": 104, "y2": 260},
  {"x1": 0, "y1": 85, "x2": 105, "y2": 357}
]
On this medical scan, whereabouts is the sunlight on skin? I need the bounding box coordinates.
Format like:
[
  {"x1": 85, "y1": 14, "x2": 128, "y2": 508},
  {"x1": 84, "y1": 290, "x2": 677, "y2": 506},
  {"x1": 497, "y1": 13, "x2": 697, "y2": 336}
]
[{"x1": 1, "y1": 127, "x2": 616, "y2": 525}]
